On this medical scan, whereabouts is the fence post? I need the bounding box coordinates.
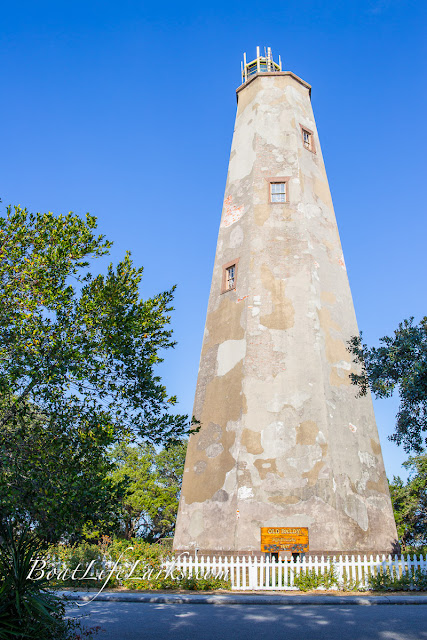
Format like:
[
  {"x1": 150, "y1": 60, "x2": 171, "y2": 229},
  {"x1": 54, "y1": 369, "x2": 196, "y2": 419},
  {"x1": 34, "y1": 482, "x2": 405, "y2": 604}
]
[
  {"x1": 230, "y1": 556, "x2": 235, "y2": 589},
  {"x1": 261, "y1": 555, "x2": 265, "y2": 588},
  {"x1": 236, "y1": 556, "x2": 241, "y2": 590},
  {"x1": 278, "y1": 555, "x2": 283, "y2": 589}
]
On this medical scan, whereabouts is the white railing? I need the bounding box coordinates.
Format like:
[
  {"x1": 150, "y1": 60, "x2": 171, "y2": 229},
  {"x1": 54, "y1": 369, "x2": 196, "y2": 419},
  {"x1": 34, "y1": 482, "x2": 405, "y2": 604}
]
[{"x1": 164, "y1": 554, "x2": 427, "y2": 591}]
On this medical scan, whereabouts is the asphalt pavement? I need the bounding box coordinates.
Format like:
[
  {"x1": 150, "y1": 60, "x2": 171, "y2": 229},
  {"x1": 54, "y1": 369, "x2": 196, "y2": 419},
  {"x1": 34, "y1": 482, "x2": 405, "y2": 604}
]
[{"x1": 64, "y1": 599, "x2": 427, "y2": 640}]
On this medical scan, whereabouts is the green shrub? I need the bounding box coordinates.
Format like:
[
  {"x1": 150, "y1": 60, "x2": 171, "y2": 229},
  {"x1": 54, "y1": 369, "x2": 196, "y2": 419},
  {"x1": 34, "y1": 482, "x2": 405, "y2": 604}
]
[
  {"x1": 338, "y1": 570, "x2": 363, "y2": 592},
  {"x1": 46, "y1": 542, "x2": 111, "y2": 589},
  {"x1": 293, "y1": 565, "x2": 338, "y2": 592},
  {"x1": 45, "y1": 538, "x2": 231, "y2": 592},
  {"x1": 405, "y1": 547, "x2": 427, "y2": 558},
  {"x1": 369, "y1": 567, "x2": 427, "y2": 591}
]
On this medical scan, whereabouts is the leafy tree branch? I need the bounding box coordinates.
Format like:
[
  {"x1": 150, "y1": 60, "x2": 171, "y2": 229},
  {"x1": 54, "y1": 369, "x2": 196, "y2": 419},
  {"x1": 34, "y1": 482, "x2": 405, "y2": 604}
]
[{"x1": 348, "y1": 317, "x2": 427, "y2": 453}]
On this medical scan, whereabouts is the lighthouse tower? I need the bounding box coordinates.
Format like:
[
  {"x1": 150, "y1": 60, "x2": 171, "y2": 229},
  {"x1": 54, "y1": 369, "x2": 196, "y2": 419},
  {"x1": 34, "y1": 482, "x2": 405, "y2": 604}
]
[{"x1": 174, "y1": 48, "x2": 397, "y2": 556}]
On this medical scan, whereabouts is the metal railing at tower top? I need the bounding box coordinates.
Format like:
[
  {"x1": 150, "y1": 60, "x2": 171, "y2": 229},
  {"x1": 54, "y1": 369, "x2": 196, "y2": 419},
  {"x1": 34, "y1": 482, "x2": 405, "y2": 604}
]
[{"x1": 241, "y1": 46, "x2": 282, "y2": 83}]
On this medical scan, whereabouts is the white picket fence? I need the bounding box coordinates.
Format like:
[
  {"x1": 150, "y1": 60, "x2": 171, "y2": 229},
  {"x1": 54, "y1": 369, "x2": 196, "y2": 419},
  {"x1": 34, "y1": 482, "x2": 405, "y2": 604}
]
[{"x1": 163, "y1": 554, "x2": 427, "y2": 591}]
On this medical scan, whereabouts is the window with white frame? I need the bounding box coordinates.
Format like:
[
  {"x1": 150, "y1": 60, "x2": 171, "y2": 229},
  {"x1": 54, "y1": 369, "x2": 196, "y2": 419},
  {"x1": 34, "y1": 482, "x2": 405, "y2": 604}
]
[{"x1": 270, "y1": 182, "x2": 287, "y2": 203}]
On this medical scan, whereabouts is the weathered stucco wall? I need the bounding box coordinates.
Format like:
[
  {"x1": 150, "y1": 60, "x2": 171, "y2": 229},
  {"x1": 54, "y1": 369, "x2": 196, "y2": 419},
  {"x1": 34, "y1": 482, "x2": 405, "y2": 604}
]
[{"x1": 173, "y1": 71, "x2": 398, "y2": 555}]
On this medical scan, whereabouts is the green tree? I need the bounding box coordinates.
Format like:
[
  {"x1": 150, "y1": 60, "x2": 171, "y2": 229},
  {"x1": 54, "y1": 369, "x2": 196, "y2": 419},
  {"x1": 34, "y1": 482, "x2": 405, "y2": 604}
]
[
  {"x1": 348, "y1": 317, "x2": 427, "y2": 453},
  {"x1": 109, "y1": 440, "x2": 186, "y2": 541},
  {"x1": 0, "y1": 204, "x2": 191, "y2": 540},
  {"x1": 389, "y1": 455, "x2": 427, "y2": 552},
  {"x1": 0, "y1": 406, "x2": 125, "y2": 542}
]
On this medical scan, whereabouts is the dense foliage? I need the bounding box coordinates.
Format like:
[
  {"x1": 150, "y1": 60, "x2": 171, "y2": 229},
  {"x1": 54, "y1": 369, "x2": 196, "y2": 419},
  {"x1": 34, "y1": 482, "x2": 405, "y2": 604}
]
[
  {"x1": 41, "y1": 538, "x2": 231, "y2": 591},
  {"x1": 0, "y1": 410, "x2": 124, "y2": 543},
  {"x1": 0, "y1": 205, "x2": 191, "y2": 541},
  {"x1": 109, "y1": 440, "x2": 186, "y2": 541},
  {"x1": 389, "y1": 455, "x2": 427, "y2": 552},
  {"x1": 368, "y1": 566, "x2": 427, "y2": 591},
  {"x1": 348, "y1": 317, "x2": 427, "y2": 453}
]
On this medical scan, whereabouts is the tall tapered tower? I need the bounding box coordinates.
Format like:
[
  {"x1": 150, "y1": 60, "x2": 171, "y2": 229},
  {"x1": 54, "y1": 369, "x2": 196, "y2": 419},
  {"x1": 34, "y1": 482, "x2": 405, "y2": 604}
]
[{"x1": 174, "y1": 48, "x2": 397, "y2": 556}]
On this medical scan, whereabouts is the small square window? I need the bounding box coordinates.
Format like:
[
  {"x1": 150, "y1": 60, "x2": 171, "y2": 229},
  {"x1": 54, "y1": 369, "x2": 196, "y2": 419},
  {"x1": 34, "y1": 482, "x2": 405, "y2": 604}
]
[{"x1": 270, "y1": 182, "x2": 287, "y2": 203}]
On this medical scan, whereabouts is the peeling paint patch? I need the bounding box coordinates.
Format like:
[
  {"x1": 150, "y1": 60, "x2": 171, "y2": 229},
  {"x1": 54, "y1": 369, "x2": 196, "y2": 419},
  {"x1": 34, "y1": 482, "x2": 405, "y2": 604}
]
[
  {"x1": 321, "y1": 291, "x2": 336, "y2": 305},
  {"x1": 267, "y1": 396, "x2": 286, "y2": 413},
  {"x1": 296, "y1": 420, "x2": 318, "y2": 445},
  {"x1": 202, "y1": 296, "x2": 244, "y2": 354},
  {"x1": 318, "y1": 309, "x2": 349, "y2": 366},
  {"x1": 237, "y1": 486, "x2": 254, "y2": 500},
  {"x1": 302, "y1": 460, "x2": 325, "y2": 487},
  {"x1": 197, "y1": 423, "x2": 222, "y2": 450},
  {"x1": 367, "y1": 476, "x2": 388, "y2": 494},
  {"x1": 221, "y1": 195, "x2": 244, "y2": 228},
  {"x1": 356, "y1": 470, "x2": 370, "y2": 492},
  {"x1": 241, "y1": 429, "x2": 264, "y2": 454},
  {"x1": 212, "y1": 489, "x2": 229, "y2": 502},
  {"x1": 314, "y1": 177, "x2": 333, "y2": 207},
  {"x1": 370, "y1": 439, "x2": 381, "y2": 455},
  {"x1": 194, "y1": 461, "x2": 207, "y2": 474},
  {"x1": 317, "y1": 307, "x2": 341, "y2": 333},
  {"x1": 335, "y1": 360, "x2": 351, "y2": 371},
  {"x1": 254, "y1": 204, "x2": 270, "y2": 227},
  {"x1": 358, "y1": 451, "x2": 376, "y2": 468},
  {"x1": 206, "y1": 442, "x2": 224, "y2": 458},
  {"x1": 260, "y1": 264, "x2": 295, "y2": 330},
  {"x1": 181, "y1": 361, "x2": 242, "y2": 505},
  {"x1": 217, "y1": 339, "x2": 246, "y2": 376},
  {"x1": 338, "y1": 254, "x2": 346, "y2": 270},
  {"x1": 188, "y1": 510, "x2": 204, "y2": 537},
  {"x1": 343, "y1": 494, "x2": 369, "y2": 532},
  {"x1": 269, "y1": 495, "x2": 300, "y2": 505},
  {"x1": 254, "y1": 458, "x2": 278, "y2": 479},
  {"x1": 330, "y1": 366, "x2": 351, "y2": 386}
]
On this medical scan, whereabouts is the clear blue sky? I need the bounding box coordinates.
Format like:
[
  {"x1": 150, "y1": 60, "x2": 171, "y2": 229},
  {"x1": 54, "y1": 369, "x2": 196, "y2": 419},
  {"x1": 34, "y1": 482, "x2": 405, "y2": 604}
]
[{"x1": 1, "y1": 0, "x2": 426, "y2": 480}]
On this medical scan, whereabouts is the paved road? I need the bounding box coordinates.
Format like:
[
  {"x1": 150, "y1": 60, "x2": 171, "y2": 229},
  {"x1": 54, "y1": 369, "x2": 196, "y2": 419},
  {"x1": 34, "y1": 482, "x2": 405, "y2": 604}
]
[{"x1": 66, "y1": 602, "x2": 427, "y2": 640}]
